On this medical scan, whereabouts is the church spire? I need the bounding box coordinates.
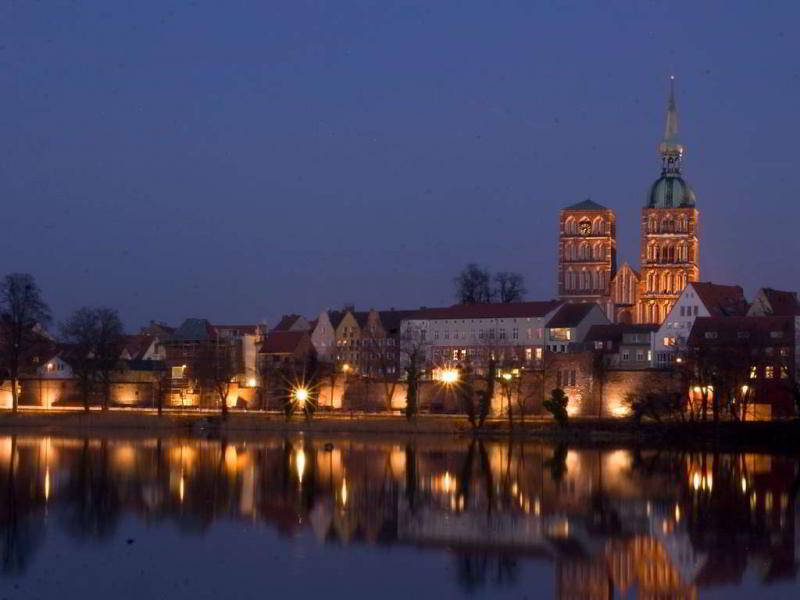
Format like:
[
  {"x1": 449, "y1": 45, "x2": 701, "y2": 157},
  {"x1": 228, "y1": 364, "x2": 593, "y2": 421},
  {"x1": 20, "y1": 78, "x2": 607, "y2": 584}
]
[{"x1": 658, "y1": 75, "x2": 684, "y2": 175}]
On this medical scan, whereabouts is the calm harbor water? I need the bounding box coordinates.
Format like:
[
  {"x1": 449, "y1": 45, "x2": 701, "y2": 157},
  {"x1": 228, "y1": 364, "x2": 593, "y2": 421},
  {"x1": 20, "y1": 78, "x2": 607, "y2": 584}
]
[{"x1": 0, "y1": 433, "x2": 798, "y2": 599}]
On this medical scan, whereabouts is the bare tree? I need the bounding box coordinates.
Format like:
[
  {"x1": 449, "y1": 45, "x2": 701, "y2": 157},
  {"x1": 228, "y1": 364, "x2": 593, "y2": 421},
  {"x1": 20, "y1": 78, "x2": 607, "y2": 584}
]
[
  {"x1": 61, "y1": 308, "x2": 100, "y2": 411},
  {"x1": 94, "y1": 309, "x2": 124, "y2": 410},
  {"x1": 494, "y1": 272, "x2": 526, "y2": 303},
  {"x1": 190, "y1": 337, "x2": 236, "y2": 418},
  {"x1": 399, "y1": 324, "x2": 428, "y2": 419},
  {"x1": 0, "y1": 274, "x2": 51, "y2": 412},
  {"x1": 454, "y1": 263, "x2": 493, "y2": 304}
]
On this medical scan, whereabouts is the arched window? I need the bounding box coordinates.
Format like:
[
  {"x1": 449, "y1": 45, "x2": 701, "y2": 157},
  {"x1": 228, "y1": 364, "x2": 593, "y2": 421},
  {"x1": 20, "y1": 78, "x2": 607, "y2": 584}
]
[
  {"x1": 650, "y1": 218, "x2": 658, "y2": 233},
  {"x1": 593, "y1": 243, "x2": 602, "y2": 260},
  {"x1": 592, "y1": 217, "x2": 603, "y2": 234},
  {"x1": 667, "y1": 245, "x2": 675, "y2": 263},
  {"x1": 565, "y1": 217, "x2": 575, "y2": 235},
  {"x1": 580, "y1": 242, "x2": 589, "y2": 260}
]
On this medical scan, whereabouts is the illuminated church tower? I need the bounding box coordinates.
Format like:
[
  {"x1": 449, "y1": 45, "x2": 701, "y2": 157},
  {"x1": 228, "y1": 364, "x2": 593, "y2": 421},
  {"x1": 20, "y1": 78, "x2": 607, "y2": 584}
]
[{"x1": 637, "y1": 77, "x2": 700, "y2": 324}]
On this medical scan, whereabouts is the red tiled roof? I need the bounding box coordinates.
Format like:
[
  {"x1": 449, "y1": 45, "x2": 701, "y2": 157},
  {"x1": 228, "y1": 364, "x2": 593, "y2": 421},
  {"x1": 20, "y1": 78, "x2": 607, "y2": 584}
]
[
  {"x1": 272, "y1": 314, "x2": 308, "y2": 332},
  {"x1": 546, "y1": 303, "x2": 601, "y2": 328},
  {"x1": 410, "y1": 301, "x2": 562, "y2": 321},
  {"x1": 688, "y1": 316, "x2": 793, "y2": 345},
  {"x1": 760, "y1": 288, "x2": 800, "y2": 316},
  {"x1": 121, "y1": 334, "x2": 154, "y2": 360},
  {"x1": 260, "y1": 330, "x2": 308, "y2": 354},
  {"x1": 691, "y1": 282, "x2": 748, "y2": 317}
]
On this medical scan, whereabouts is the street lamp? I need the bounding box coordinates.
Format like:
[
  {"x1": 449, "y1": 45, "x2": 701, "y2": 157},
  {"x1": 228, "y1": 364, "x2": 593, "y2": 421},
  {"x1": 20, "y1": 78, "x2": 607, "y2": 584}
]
[{"x1": 293, "y1": 387, "x2": 309, "y2": 406}]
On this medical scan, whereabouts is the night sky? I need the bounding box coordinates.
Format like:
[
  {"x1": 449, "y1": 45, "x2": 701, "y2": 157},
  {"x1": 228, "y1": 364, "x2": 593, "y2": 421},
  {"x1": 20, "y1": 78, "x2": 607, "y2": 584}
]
[{"x1": 2, "y1": 1, "x2": 799, "y2": 330}]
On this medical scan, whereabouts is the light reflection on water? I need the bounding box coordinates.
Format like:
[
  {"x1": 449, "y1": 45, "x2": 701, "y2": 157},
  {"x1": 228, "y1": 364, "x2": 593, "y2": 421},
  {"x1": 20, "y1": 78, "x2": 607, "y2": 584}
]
[{"x1": 0, "y1": 433, "x2": 799, "y2": 599}]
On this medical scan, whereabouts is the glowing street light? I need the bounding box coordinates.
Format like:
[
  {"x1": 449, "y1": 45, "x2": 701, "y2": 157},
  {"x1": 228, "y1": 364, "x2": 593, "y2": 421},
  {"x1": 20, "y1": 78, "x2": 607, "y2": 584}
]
[
  {"x1": 247, "y1": 377, "x2": 257, "y2": 388},
  {"x1": 439, "y1": 369, "x2": 459, "y2": 384},
  {"x1": 293, "y1": 387, "x2": 309, "y2": 406},
  {"x1": 342, "y1": 363, "x2": 351, "y2": 373}
]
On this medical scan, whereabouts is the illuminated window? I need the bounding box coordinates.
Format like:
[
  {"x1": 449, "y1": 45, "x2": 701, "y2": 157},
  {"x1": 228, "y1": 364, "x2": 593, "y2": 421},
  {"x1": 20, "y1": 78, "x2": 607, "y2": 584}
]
[
  {"x1": 749, "y1": 366, "x2": 758, "y2": 379},
  {"x1": 171, "y1": 366, "x2": 185, "y2": 379},
  {"x1": 781, "y1": 366, "x2": 789, "y2": 379},
  {"x1": 765, "y1": 366, "x2": 774, "y2": 379},
  {"x1": 525, "y1": 348, "x2": 532, "y2": 361}
]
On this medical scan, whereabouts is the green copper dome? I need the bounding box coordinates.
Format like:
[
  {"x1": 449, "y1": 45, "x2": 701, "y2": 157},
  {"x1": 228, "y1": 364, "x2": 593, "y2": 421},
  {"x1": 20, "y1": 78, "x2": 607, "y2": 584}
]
[{"x1": 647, "y1": 174, "x2": 696, "y2": 208}]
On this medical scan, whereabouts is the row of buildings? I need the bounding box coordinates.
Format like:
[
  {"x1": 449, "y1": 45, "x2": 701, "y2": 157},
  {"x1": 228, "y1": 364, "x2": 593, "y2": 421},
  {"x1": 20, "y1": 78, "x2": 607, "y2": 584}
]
[{"x1": 3, "y1": 281, "x2": 797, "y2": 420}]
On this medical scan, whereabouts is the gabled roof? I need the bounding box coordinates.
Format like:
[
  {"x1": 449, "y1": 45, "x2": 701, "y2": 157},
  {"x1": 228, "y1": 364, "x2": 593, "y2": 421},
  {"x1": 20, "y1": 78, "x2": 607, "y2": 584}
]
[
  {"x1": 691, "y1": 282, "x2": 748, "y2": 317},
  {"x1": 410, "y1": 301, "x2": 562, "y2": 321},
  {"x1": 563, "y1": 198, "x2": 609, "y2": 211},
  {"x1": 753, "y1": 288, "x2": 799, "y2": 316},
  {"x1": 140, "y1": 321, "x2": 175, "y2": 337},
  {"x1": 546, "y1": 303, "x2": 601, "y2": 328},
  {"x1": 272, "y1": 314, "x2": 310, "y2": 332},
  {"x1": 260, "y1": 330, "x2": 309, "y2": 354},
  {"x1": 611, "y1": 261, "x2": 640, "y2": 280},
  {"x1": 121, "y1": 334, "x2": 154, "y2": 360},
  {"x1": 169, "y1": 318, "x2": 215, "y2": 342}
]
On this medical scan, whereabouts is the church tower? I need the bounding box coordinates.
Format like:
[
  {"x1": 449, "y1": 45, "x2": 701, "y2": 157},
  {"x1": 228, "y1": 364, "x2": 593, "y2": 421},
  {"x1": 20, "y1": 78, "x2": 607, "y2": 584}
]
[
  {"x1": 637, "y1": 77, "x2": 700, "y2": 324},
  {"x1": 558, "y1": 199, "x2": 617, "y2": 319}
]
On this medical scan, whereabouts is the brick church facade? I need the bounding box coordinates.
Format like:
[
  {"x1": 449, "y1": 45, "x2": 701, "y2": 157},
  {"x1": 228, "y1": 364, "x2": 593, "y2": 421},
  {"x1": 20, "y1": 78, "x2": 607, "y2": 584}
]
[{"x1": 558, "y1": 78, "x2": 699, "y2": 324}]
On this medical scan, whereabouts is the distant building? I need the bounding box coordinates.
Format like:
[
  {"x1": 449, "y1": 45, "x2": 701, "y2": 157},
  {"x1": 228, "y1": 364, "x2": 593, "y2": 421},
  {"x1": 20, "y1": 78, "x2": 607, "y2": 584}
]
[
  {"x1": 584, "y1": 323, "x2": 658, "y2": 369},
  {"x1": 747, "y1": 288, "x2": 800, "y2": 317},
  {"x1": 258, "y1": 330, "x2": 314, "y2": 367},
  {"x1": 400, "y1": 301, "x2": 563, "y2": 368},
  {"x1": 687, "y1": 316, "x2": 797, "y2": 420},
  {"x1": 556, "y1": 78, "x2": 702, "y2": 326},
  {"x1": 310, "y1": 310, "x2": 345, "y2": 363},
  {"x1": 558, "y1": 199, "x2": 616, "y2": 319},
  {"x1": 544, "y1": 302, "x2": 611, "y2": 352},
  {"x1": 638, "y1": 78, "x2": 700, "y2": 323},
  {"x1": 652, "y1": 282, "x2": 748, "y2": 367}
]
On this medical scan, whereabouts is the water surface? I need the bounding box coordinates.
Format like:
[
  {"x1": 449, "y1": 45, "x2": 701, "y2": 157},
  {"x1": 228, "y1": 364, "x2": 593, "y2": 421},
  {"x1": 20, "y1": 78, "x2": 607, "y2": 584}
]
[{"x1": 1, "y1": 433, "x2": 798, "y2": 599}]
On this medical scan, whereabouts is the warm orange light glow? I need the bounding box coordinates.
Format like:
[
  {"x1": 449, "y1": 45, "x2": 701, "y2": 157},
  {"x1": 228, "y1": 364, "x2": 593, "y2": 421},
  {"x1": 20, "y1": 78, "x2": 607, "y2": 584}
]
[
  {"x1": 296, "y1": 448, "x2": 306, "y2": 484},
  {"x1": 44, "y1": 468, "x2": 50, "y2": 502},
  {"x1": 340, "y1": 478, "x2": 348, "y2": 507},
  {"x1": 247, "y1": 377, "x2": 257, "y2": 387},
  {"x1": 439, "y1": 369, "x2": 459, "y2": 384},
  {"x1": 342, "y1": 363, "x2": 351, "y2": 372},
  {"x1": 674, "y1": 504, "x2": 681, "y2": 522},
  {"x1": 179, "y1": 474, "x2": 185, "y2": 503},
  {"x1": 294, "y1": 388, "x2": 309, "y2": 404}
]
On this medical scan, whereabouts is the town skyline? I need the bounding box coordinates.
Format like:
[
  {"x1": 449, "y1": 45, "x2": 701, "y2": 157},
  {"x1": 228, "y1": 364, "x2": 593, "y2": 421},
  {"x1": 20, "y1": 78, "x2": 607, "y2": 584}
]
[{"x1": 2, "y1": 2, "x2": 799, "y2": 329}]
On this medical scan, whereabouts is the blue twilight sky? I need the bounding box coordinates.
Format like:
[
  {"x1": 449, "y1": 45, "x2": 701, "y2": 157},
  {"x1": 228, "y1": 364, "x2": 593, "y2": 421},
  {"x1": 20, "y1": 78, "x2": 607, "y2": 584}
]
[{"x1": 1, "y1": 1, "x2": 799, "y2": 330}]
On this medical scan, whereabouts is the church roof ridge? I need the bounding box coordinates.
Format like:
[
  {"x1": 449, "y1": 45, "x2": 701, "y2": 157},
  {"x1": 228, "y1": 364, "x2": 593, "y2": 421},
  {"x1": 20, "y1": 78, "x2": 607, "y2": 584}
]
[{"x1": 563, "y1": 198, "x2": 609, "y2": 211}]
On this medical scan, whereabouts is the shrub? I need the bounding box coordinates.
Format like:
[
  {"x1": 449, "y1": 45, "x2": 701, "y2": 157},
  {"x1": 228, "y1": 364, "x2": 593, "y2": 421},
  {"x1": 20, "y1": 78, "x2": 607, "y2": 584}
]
[{"x1": 543, "y1": 388, "x2": 569, "y2": 427}]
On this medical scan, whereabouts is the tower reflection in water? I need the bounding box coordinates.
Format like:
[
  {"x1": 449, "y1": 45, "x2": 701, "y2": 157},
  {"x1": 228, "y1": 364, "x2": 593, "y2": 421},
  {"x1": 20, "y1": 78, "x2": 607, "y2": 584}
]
[{"x1": 1, "y1": 434, "x2": 798, "y2": 598}]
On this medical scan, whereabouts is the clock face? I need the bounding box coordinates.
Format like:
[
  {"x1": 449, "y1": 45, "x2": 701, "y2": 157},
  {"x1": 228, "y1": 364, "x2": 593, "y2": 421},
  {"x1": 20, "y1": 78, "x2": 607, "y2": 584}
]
[{"x1": 578, "y1": 222, "x2": 592, "y2": 236}]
